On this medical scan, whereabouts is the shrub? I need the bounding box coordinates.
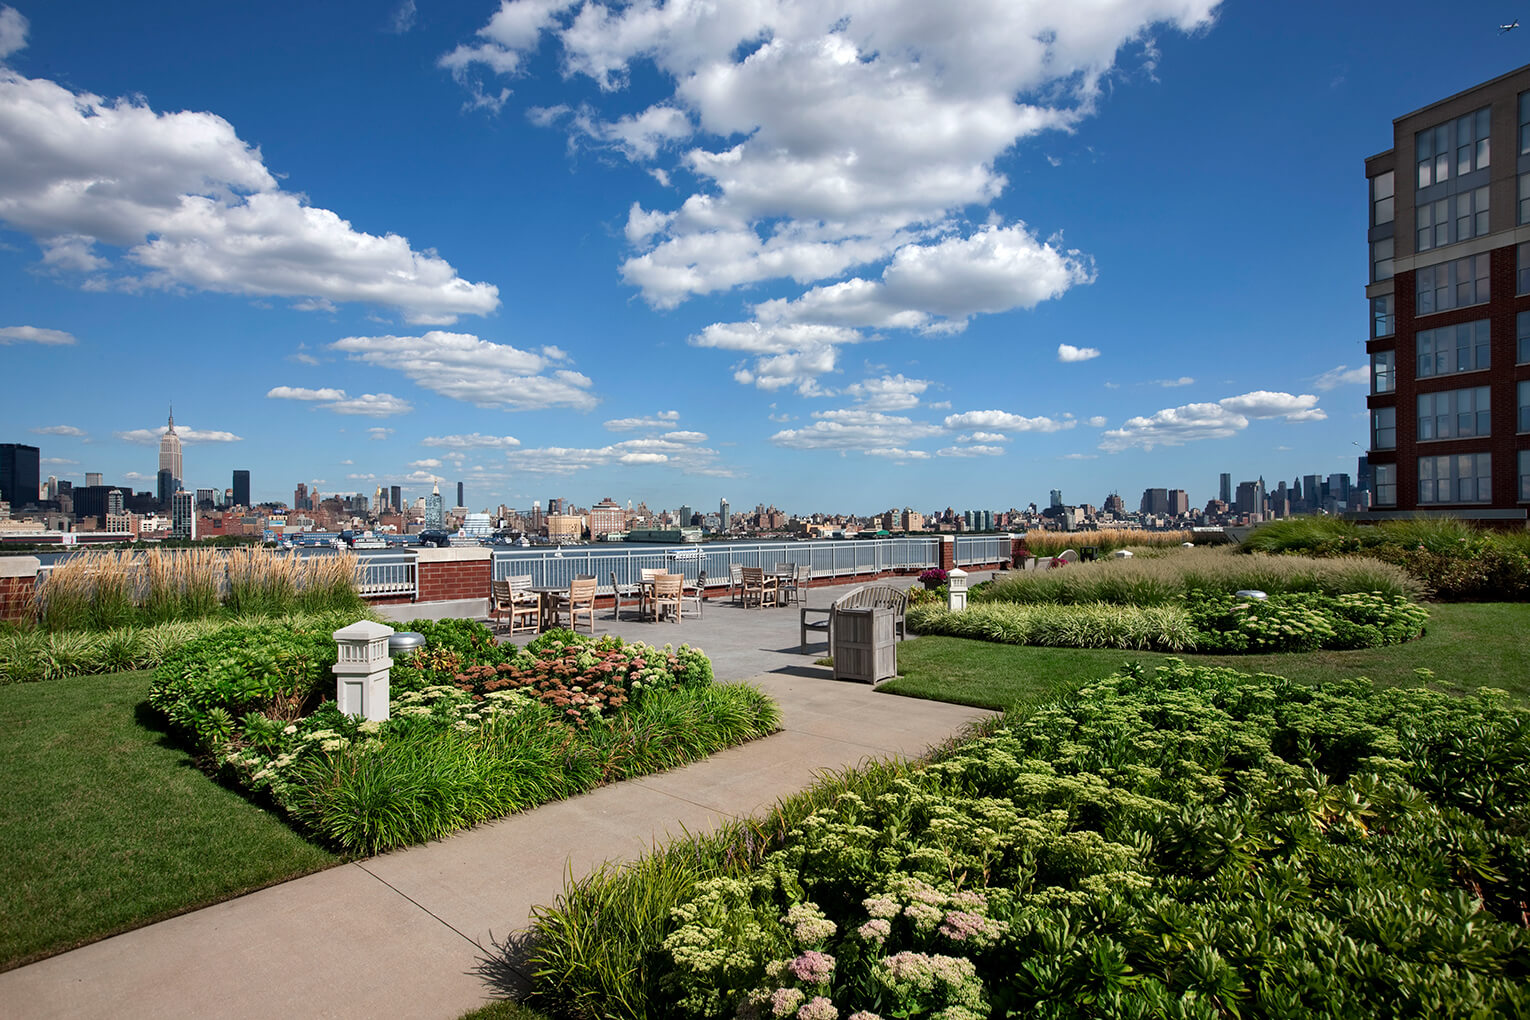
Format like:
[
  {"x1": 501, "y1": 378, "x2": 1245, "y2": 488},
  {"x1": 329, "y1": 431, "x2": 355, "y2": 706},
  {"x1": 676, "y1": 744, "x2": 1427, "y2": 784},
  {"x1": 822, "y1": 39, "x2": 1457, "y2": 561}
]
[
  {"x1": 909, "y1": 601, "x2": 1197, "y2": 651},
  {"x1": 530, "y1": 662, "x2": 1530, "y2": 1018},
  {"x1": 1243, "y1": 517, "x2": 1530, "y2": 601},
  {"x1": 1020, "y1": 528, "x2": 1198, "y2": 557}
]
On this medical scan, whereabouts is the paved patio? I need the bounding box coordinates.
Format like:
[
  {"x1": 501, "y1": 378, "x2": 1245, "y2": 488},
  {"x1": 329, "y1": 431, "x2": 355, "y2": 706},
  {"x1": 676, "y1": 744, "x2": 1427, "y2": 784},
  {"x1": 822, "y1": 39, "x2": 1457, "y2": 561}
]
[{"x1": 0, "y1": 574, "x2": 998, "y2": 1019}]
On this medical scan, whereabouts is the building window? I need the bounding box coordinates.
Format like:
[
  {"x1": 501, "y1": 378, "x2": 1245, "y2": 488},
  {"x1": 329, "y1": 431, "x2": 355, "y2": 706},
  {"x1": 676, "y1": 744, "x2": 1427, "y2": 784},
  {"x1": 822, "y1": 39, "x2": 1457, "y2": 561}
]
[
  {"x1": 1372, "y1": 350, "x2": 1395, "y2": 393},
  {"x1": 1416, "y1": 319, "x2": 1490, "y2": 377},
  {"x1": 1522, "y1": 91, "x2": 1530, "y2": 155},
  {"x1": 1521, "y1": 172, "x2": 1530, "y2": 225},
  {"x1": 1418, "y1": 452, "x2": 1492, "y2": 504},
  {"x1": 1374, "y1": 463, "x2": 1397, "y2": 506},
  {"x1": 1521, "y1": 450, "x2": 1530, "y2": 501},
  {"x1": 1417, "y1": 107, "x2": 1490, "y2": 188},
  {"x1": 1371, "y1": 294, "x2": 1394, "y2": 338},
  {"x1": 1372, "y1": 406, "x2": 1397, "y2": 450},
  {"x1": 1521, "y1": 379, "x2": 1530, "y2": 433},
  {"x1": 1416, "y1": 189, "x2": 1483, "y2": 251},
  {"x1": 1372, "y1": 170, "x2": 1394, "y2": 226},
  {"x1": 1372, "y1": 237, "x2": 1394, "y2": 282},
  {"x1": 1417, "y1": 386, "x2": 1490, "y2": 440},
  {"x1": 1416, "y1": 254, "x2": 1489, "y2": 315},
  {"x1": 1521, "y1": 243, "x2": 1530, "y2": 294}
]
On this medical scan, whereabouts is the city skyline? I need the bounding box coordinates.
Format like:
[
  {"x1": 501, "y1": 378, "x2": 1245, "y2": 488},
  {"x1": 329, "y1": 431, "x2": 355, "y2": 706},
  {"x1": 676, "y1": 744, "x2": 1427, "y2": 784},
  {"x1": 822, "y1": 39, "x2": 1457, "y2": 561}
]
[{"x1": 0, "y1": 2, "x2": 1517, "y2": 510}]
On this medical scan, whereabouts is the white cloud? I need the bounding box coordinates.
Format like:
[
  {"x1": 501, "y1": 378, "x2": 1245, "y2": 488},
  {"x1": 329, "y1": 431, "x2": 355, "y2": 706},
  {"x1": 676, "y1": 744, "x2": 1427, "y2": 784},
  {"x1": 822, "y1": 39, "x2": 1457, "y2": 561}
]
[
  {"x1": 367, "y1": 427, "x2": 393, "y2": 440},
  {"x1": 1085, "y1": 416, "x2": 1107, "y2": 427},
  {"x1": 865, "y1": 447, "x2": 930, "y2": 460},
  {"x1": 1313, "y1": 364, "x2": 1370, "y2": 390},
  {"x1": 619, "y1": 452, "x2": 668, "y2": 464},
  {"x1": 30, "y1": 424, "x2": 86, "y2": 436},
  {"x1": 265, "y1": 386, "x2": 413, "y2": 417},
  {"x1": 843, "y1": 374, "x2": 930, "y2": 411},
  {"x1": 115, "y1": 425, "x2": 242, "y2": 444},
  {"x1": 445, "y1": 0, "x2": 1214, "y2": 343},
  {"x1": 1062, "y1": 452, "x2": 1098, "y2": 460},
  {"x1": 1099, "y1": 390, "x2": 1325, "y2": 451},
  {"x1": 502, "y1": 435, "x2": 734, "y2": 477},
  {"x1": 40, "y1": 457, "x2": 76, "y2": 466},
  {"x1": 411, "y1": 459, "x2": 442, "y2": 469},
  {"x1": 661, "y1": 430, "x2": 707, "y2": 443},
  {"x1": 0, "y1": 325, "x2": 75, "y2": 345},
  {"x1": 388, "y1": 0, "x2": 417, "y2": 33},
  {"x1": 0, "y1": 70, "x2": 498, "y2": 323},
  {"x1": 0, "y1": 5, "x2": 25, "y2": 59},
  {"x1": 770, "y1": 408, "x2": 945, "y2": 452},
  {"x1": 421, "y1": 433, "x2": 522, "y2": 449},
  {"x1": 1151, "y1": 376, "x2": 1195, "y2": 387},
  {"x1": 1057, "y1": 343, "x2": 1100, "y2": 362},
  {"x1": 603, "y1": 411, "x2": 680, "y2": 431},
  {"x1": 331, "y1": 332, "x2": 597, "y2": 411},
  {"x1": 943, "y1": 410, "x2": 1075, "y2": 433},
  {"x1": 956, "y1": 431, "x2": 1007, "y2": 443},
  {"x1": 937, "y1": 445, "x2": 1005, "y2": 457}
]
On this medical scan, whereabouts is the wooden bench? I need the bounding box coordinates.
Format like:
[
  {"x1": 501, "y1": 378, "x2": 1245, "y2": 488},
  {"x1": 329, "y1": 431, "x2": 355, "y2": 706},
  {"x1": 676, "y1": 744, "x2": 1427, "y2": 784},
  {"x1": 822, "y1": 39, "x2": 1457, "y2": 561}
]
[{"x1": 800, "y1": 583, "x2": 908, "y2": 653}]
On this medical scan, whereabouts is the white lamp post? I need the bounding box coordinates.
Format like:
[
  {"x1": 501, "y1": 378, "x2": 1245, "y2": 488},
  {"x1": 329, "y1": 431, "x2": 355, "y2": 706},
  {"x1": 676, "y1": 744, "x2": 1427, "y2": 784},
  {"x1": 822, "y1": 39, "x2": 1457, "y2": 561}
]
[{"x1": 332, "y1": 620, "x2": 394, "y2": 722}]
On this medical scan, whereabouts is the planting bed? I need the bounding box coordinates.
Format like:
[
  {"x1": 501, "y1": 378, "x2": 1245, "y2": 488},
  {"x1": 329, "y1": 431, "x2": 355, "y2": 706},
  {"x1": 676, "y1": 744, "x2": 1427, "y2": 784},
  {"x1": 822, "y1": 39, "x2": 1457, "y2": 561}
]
[
  {"x1": 149, "y1": 619, "x2": 778, "y2": 855},
  {"x1": 527, "y1": 661, "x2": 1530, "y2": 1019}
]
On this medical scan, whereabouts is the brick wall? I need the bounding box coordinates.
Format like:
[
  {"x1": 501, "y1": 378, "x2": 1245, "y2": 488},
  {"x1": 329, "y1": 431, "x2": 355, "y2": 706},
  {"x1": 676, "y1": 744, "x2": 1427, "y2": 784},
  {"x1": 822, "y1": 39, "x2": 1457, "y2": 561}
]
[
  {"x1": 414, "y1": 547, "x2": 491, "y2": 603},
  {"x1": 0, "y1": 557, "x2": 40, "y2": 623}
]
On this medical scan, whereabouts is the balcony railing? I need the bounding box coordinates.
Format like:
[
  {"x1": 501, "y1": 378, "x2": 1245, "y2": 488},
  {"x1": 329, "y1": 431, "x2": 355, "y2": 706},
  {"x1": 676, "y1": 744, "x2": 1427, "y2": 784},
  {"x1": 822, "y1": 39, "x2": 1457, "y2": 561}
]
[{"x1": 356, "y1": 551, "x2": 417, "y2": 598}]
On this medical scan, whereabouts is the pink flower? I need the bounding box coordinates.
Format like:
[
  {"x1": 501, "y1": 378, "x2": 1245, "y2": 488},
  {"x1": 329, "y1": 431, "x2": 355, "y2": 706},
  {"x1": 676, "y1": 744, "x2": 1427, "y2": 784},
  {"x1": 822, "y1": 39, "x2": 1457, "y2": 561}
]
[
  {"x1": 797, "y1": 996, "x2": 839, "y2": 1020},
  {"x1": 789, "y1": 950, "x2": 836, "y2": 984}
]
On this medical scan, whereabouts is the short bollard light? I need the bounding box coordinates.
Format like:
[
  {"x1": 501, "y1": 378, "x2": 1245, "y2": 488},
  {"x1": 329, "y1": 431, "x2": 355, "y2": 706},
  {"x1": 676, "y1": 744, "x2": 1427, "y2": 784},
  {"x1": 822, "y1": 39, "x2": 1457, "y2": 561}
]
[
  {"x1": 333, "y1": 620, "x2": 395, "y2": 722},
  {"x1": 1236, "y1": 589, "x2": 1268, "y2": 602},
  {"x1": 1182, "y1": 542, "x2": 1195, "y2": 548},
  {"x1": 947, "y1": 568, "x2": 968, "y2": 612},
  {"x1": 1113, "y1": 549, "x2": 1134, "y2": 559}
]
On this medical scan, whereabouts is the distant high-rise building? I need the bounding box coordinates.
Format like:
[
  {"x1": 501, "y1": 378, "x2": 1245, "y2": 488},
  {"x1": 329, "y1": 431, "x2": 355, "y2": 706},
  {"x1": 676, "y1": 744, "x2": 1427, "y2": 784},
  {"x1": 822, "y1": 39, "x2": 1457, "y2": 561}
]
[
  {"x1": 45, "y1": 475, "x2": 57, "y2": 501},
  {"x1": 1234, "y1": 479, "x2": 1266, "y2": 516},
  {"x1": 678, "y1": 504, "x2": 693, "y2": 527},
  {"x1": 1049, "y1": 489, "x2": 1063, "y2": 509},
  {"x1": 589, "y1": 497, "x2": 625, "y2": 537},
  {"x1": 85, "y1": 472, "x2": 103, "y2": 488},
  {"x1": 157, "y1": 409, "x2": 183, "y2": 505},
  {"x1": 232, "y1": 470, "x2": 250, "y2": 508},
  {"x1": 0, "y1": 443, "x2": 40, "y2": 507},
  {"x1": 1140, "y1": 488, "x2": 1169, "y2": 515},
  {"x1": 195, "y1": 487, "x2": 215, "y2": 510},
  {"x1": 293, "y1": 482, "x2": 309, "y2": 511},
  {"x1": 1168, "y1": 489, "x2": 1190, "y2": 516},
  {"x1": 425, "y1": 482, "x2": 445, "y2": 529},
  {"x1": 390, "y1": 485, "x2": 402, "y2": 512},
  {"x1": 170, "y1": 490, "x2": 196, "y2": 539},
  {"x1": 456, "y1": 481, "x2": 465, "y2": 508},
  {"x1": 719, "y1": 497, "x2": 730, "y2": 531},
  {"x1": 1219, "y1": 472, "x2": 1232, "y2": 504}
]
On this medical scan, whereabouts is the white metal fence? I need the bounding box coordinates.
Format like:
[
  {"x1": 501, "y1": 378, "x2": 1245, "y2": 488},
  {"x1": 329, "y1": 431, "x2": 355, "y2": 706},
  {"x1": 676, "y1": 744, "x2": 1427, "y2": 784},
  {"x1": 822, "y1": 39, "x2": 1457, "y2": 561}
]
[
  {"x1": 357, "y1": 550, "x2": 417, "y2": 597},
  {"x1": 489, "y1": 536, "x2": 951, "y2": 590},
  {"x1": 954, "y1": 535, "x2": 1011, "y2": 566}
]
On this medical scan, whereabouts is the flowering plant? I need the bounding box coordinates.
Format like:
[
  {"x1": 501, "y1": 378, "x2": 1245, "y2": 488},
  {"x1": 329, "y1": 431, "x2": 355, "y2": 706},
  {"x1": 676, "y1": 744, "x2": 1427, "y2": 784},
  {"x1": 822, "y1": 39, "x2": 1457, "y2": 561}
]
[{"x1": 917, "y1": 568, "x2": 948, "y2": 584}]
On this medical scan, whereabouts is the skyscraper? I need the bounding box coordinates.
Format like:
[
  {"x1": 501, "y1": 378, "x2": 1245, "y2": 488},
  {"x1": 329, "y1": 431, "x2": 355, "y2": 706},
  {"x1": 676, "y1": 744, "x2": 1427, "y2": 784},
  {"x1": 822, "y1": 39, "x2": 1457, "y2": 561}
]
[
  {"x1": 158, "y1": 409, "x2": 183, "y2": 505},
  {"x1": 1219, "y1": 472, "x2": 1232, "y2": 504},
  {"x1": 232, "y1": 470, "x2": 250, "y2": 508},
  {"x1": 0, "y1": 443, "x2": 40, "y2": 507},
  {"x1": 390, "y1": 485, "x2": 402, "y2": 512},
  {"x1": 719, "y1": 497, "x2": 730, "y2": 531},
  {"x1": 425, "y1": 481, "x2": 445, "y2": 529},
  {"x1": 456, "y1": 481, "x2": 464, "y2": 508},
  {"x1": 171, "y1": 489, "x2": 196, "y2": 539},
  {"x1": 1366, "y1": 64, "x2": 1530, "y2": 515},
  {"x1": 1049, "y1": 489, "x2": 1064, "y2": 509}
]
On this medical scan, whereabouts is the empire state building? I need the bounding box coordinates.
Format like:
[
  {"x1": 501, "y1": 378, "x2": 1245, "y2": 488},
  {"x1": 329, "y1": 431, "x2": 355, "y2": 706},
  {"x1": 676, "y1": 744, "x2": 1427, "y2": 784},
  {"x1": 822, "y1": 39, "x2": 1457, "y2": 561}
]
[{"x1": 158, "y1": 409, "x2": 183, "y2": 506}]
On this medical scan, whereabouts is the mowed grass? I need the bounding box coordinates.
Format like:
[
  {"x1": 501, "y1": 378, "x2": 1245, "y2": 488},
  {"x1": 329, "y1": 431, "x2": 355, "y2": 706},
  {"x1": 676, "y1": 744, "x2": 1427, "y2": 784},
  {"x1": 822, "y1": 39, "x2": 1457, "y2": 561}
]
[
  {"x1": 882, "y1": 602, "x2": 1530, "y2": 710},
  {"x1": 0, "y1": 670, "x2": 339, "y2": 971}
]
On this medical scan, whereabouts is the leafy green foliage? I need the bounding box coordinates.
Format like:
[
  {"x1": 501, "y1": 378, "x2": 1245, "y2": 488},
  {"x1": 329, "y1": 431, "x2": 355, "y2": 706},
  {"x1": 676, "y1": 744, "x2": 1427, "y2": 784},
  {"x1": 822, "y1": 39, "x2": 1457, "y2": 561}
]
[
  {"x1": 531, "y1": 663, "x2": 1530, "y2": 1018},
  {"x1": 1243, "y1": 517, "x2": 1530, "y2": 601},
  {"x1": 909, "y1": 601, "x2": 1197, "y2": 651}
]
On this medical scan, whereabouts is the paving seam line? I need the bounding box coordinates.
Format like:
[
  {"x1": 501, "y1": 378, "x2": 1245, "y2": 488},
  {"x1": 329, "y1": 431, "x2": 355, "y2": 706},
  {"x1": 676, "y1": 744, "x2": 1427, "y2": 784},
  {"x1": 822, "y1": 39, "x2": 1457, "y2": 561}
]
[{"x1": 351, "y1": 861, "x2": 485, "y2": 950}]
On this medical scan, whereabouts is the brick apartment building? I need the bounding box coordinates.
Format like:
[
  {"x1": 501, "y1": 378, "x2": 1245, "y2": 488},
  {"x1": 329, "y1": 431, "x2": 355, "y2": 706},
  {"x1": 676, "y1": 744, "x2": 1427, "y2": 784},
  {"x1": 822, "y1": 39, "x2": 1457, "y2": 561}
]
[{"x1": 1365, "y1": 64, "x2": 1530, "y2": 519}]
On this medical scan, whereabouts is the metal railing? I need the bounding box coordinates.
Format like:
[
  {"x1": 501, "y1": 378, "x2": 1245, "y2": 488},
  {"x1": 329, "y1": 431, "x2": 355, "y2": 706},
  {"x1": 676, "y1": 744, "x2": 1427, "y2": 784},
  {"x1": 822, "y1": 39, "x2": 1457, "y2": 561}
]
[
  {"x1": 356, "y1": 550, "x2": 417, "y2": 598},
  {"x1": 491, "y1": 536, "x2": 947, "y2": 590},
  {"x1": 954, "y1": 534, "x2": 1011, "y2": 565}
]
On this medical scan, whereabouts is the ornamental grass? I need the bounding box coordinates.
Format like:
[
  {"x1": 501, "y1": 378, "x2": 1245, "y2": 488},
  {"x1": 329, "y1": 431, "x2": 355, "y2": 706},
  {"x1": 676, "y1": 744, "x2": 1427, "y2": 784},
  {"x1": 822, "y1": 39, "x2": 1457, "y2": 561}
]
[
  {"x1": 1019, "y1": 528, "x2": 1197, "y2": 556},
  {"x1": 980, "y1": 546, "x2": 1423, "y2": 606}
]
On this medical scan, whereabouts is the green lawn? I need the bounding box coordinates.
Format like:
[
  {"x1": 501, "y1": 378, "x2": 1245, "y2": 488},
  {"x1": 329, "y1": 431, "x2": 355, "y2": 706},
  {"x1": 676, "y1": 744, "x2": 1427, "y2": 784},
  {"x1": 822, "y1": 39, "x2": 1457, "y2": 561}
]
[
  {"x1": 882, "y1": 602, "x2": 1530, "y2": 710},
  {"x1": 0, "y1": 671, "x2": 340, "y2": 971}
]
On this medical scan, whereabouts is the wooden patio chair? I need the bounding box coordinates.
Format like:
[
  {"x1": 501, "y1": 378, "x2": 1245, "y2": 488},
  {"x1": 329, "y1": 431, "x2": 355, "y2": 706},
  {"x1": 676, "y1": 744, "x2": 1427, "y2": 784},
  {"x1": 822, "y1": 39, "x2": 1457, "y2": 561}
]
[
  {"x1": 650, "y1": 572, "x2": 683, "y2": 623},
  {"x1": 564, "y1": 576, "x2": 598, "y2": 634},
  {"x1": 609, "y1": 570, "x2": 640, "y2": 620},
  {"x1": 741, "y1": 566, "x2": 776, "y2": 609},
  {"x1": 728, "y1": 563, "x2": 745, "y2": 606},
  {"x1": 680, "y1": 570, "x2": 706, "y2": 619}
]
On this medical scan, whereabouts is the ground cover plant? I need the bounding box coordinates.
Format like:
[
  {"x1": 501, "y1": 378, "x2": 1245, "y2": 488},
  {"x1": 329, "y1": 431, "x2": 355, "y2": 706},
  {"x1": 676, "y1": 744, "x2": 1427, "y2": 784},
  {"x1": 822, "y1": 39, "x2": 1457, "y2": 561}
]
[
  {"x1": 884, "y1": 602, "x2": 1528, "y2": 710},
  {"x1": 526, "y1": 661, "x2": 1530, "y2": 1019},
  {"x1": 1242, "y1": 516, "x2": 1530, "y2": 601},
  {"x1": 0, "y1": 669, "x2": 339, "y2": 970},
  {"x1": 149, "y1": 621, "x2": 776, "y2": 855},
  {"x1": 32, "y1": 547, "x2": 364, "y2": 632}
]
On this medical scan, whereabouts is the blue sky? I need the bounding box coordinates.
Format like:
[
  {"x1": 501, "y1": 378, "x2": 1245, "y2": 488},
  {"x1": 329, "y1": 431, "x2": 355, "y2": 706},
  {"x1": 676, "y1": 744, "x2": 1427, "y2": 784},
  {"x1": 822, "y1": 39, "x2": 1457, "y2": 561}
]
[{"x1": 0, "y1": 1, "x2": 1521, "y2": 514}]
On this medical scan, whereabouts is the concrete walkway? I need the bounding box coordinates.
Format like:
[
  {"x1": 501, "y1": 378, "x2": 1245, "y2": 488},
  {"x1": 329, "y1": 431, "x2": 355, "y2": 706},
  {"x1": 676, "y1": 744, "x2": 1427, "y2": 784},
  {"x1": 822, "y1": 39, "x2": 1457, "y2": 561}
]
[{"x1": 0, "y1": 577, "x2": 996, "y2": 1019}]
